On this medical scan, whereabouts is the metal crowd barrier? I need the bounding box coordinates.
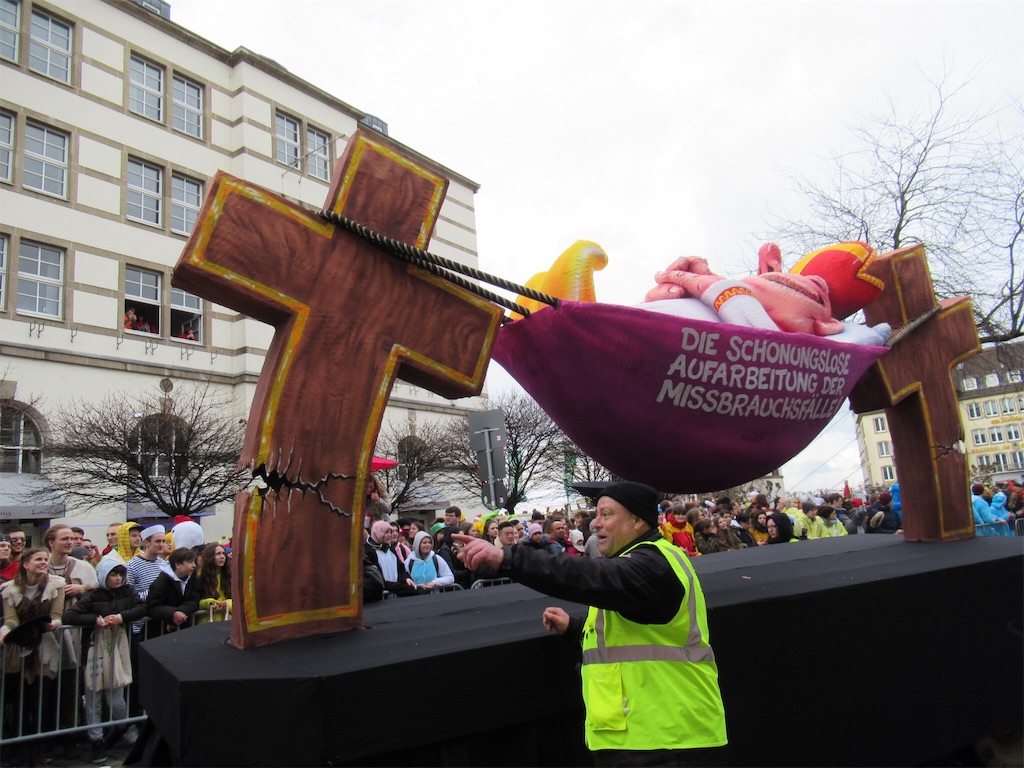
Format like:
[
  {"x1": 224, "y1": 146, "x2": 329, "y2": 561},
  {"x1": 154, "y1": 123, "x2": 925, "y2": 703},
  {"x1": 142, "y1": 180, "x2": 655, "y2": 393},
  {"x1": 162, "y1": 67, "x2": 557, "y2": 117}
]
[{"x1": 0, "y1": 612, "x2": 209, "y2": 748}]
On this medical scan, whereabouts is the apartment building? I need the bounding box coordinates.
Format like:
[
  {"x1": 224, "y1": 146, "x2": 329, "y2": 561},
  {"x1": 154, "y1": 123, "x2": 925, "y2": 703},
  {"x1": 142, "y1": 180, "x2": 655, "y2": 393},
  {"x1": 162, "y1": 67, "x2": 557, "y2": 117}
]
[
  {"x1": 0, "y1": 0, "x2": 488, "y2": 543},
  {"x1": 856, "y1": 341, "x2": 1024, "y2": 490}
]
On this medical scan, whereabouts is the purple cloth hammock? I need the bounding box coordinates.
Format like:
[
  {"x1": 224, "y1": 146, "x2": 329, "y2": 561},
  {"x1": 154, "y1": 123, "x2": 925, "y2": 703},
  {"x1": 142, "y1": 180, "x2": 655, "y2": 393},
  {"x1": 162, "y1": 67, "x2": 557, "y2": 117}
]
[{"x1": 492, "y1": 301, "x2": 887, "y2": 492}]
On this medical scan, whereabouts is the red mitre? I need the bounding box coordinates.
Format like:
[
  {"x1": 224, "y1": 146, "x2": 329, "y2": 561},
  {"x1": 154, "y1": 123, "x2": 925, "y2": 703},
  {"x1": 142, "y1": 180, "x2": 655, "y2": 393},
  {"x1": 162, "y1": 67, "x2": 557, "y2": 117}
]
[{"x1": 788, "y1": 241, "x2": 884, "y2": 320}]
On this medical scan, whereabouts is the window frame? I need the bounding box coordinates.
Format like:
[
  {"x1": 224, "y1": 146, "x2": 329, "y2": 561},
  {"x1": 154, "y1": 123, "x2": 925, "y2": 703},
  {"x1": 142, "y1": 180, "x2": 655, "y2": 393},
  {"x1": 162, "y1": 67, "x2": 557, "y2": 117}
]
[
  {"x1": 306, "y1": 126, "x2": 330, "y2": 181},
  {"x1": 972, "y1": 428, "x2": 988, "y2": 447},
  {"x1": 961, "y1": 377, "x2": 978, "y2": 391},
  {"x1": 0, "y1": 0, "x2": 19, "y2": 64},
  {"x1": 124, "y1": 264, "x2": 161, "y2": 335},
  {"x1": 872, "y1": 416, "x2": 886, "y2": 433},
  {"x1": 170, "y1": 286, "x2": 203, "y2": 342},
  {"x1": 1006, "y1": 424, "x2": 1022, "y2": 442},
  {"x1": 0, "y1": 109, "x2": 12, "y2": 184},
  {"x1": 0, "y1": 401, "x2": 42, "y2": 475},
  {"x1": 983, "y1": 400, "x2": 999, "y2": 417},
  {"x1": 877, "y1": 441, "x2": 891, "y2": 458},
  {"x1": 0, "y1": 232, "x2": 7, "y2": 310},
  {"x1": 171, "y1": 72, "x2": 203, "y2": 139},
  {"x1": 127, "y1": 157, "x2": 163, "y2": 226},
  {"x1": 274, "y1": 110, "x2": 332, "y2": 181},
  {"x1": 1000, "y1": 397, "x2": 1017, "y2": 415},
  {"x1": 16, "y1": 239, "x2": 64, "y2": 319},
  {"x1": 989, "y1": 426, "x2": 1004, "y2": 444},
  {"x1": 967, "y1": 402, "x2": 983, "y2": 420},
  {"x1": 881, "y1": 465, "x2": 895, "y2": 482},
  {"x1": 170, "y1": 173, "x2": 202, "y2": 235},
  {"x1": 28, "y1": 8, "x2": 71, "y2": 84},
  {"x1": 23, "y1": 121, "x2": 68, "y2": 198},
  {"x1": 129, "y1": 54, "x2": 164, "y2": 123}
]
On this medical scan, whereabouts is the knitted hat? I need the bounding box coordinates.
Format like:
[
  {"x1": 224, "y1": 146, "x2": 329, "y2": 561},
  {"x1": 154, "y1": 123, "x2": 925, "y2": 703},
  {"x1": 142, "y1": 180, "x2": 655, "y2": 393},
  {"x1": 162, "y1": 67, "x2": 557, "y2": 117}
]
[
  {"x1": 598, "y1": 481, "x2": 659, "y2": 527},
  {"x1": 527, "y1": 523, "x2": 544, "y2": 538}
]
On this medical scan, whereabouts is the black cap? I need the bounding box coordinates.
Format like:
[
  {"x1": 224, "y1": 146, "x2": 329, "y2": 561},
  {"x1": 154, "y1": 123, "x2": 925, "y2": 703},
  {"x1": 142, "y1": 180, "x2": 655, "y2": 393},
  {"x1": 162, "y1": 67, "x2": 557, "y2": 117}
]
[{"x1": 598, "y1": 482, "x2": 659, "y2": 527}]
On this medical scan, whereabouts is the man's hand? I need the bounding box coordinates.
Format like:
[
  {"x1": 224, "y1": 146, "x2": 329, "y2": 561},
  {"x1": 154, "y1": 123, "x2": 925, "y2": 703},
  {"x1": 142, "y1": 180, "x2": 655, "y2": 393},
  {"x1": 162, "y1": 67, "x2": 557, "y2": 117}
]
[
  {"x1": 542, "y1": 607, "x2": 570, "y2": 635},
  {"x1": 172, "y1": 611, "x2": 189, "y2": 626},
  {"x1": 452, "y1": 534, "x2": 503, "y2": 571}
]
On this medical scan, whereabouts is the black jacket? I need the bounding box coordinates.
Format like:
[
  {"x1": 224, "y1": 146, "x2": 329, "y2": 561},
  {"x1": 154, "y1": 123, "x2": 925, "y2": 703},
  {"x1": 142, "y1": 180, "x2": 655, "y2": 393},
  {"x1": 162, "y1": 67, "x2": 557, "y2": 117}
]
[
  {"x1": 146, "y1": 572, "x2": 203, "y2": 629},
  {"x1": 63, "y1": 583, "x2": 146, "y2": 646},
  {"x1": 498, "y1": 529, "x2": 686, "y2": 635}
]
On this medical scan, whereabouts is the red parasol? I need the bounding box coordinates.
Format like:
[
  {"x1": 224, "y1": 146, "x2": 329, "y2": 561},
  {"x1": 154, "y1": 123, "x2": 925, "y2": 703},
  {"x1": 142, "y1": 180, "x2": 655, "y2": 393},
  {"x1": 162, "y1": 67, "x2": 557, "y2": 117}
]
[{"x1": 370, "y1": 456, "x2": 398, "y2": 471}]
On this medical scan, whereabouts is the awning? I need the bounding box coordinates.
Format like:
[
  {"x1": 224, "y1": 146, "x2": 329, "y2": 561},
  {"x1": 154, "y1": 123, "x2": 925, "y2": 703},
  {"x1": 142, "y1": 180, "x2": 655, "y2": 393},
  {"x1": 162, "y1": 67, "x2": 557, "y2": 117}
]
[
  {"x1": 0, "y1": 474, "x2": 66, "y2": 519},
  {"x1": 396, "y1": 481, "x2": 449, "y2": 512}
]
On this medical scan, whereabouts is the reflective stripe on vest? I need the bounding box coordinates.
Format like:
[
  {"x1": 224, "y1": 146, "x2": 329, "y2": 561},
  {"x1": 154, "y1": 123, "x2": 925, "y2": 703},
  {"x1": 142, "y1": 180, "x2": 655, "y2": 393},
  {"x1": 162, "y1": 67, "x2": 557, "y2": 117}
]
[{"x1": 582, "y1": 541, "x2": 715, "y2": 667}]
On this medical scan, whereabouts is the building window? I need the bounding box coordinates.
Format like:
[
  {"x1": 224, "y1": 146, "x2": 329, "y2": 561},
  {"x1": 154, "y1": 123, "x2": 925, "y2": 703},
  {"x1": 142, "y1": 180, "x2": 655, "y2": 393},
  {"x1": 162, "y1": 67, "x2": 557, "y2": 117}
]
[
  {"x1": 984, "y1": 400, "x2": 999, "y2": 417},
  {"x1": 274, "y1": 111, "x2": 331, "y2": 180},
  {"x1": 989, "y1": 426, "x2": 1004, "y2": 444},
  {"x1": 877, "y1": 441, "x2": 891, "y2": 458},
  {"x1": 967, "y1": 402, "x2": 983, "y2": 419},
  {"x1": 977, "y1": 454, "x2": 992, "y2": 467},
  {"x1": 129, "y1": 55, "x2": 164, "y2": 122},
  {"x1": 307, "y1": 127, "x2": 330, "y2": 181},
  {"x1": 1000, "y1": 397, "x2": 1017, "y2": 415},
  {"x1": 972, "y1": 429, "x2": 988, "y2": 447},
  {"x1": 961, "y1": 377, "x2": 978, "y2": 391},
  {"x1": 131, "y1": 414, "x2": 185, "y2": 480},
  {"x1": 124, "y1": 265, "x2": 160, "y2": 334},
  {"x1": 881, "y1": 465, "x2": 895, "y2": 482},
  {"x1": 1012, "y1": 451, "x2": 1024, "y2": 469},
  {"x1": 171, "y1": 73, "x2": 203, "y2": 138},
  {"x1": 993, "y1": 453, "x2": 1009, "y2": 470},
  {"x1": 275, "y1": 112, "x2": 300, "y2": 168},
  {"x1": 872, "y1": 416, "x2": 886, "y2": 433},
  {"x1": 0, "y1": 233, "x2": 7, "y2": 309},
  {"x1": 1007, "y1": 424, "x2": 1022, "y2": 442},
  {"x1": 127, "y1": 158, "x2": 162, "y2": 225},
  {"x1": 984, "y1": 373, "x2": 1000, "y2": 388},
  {"x1": 170, "y1": 174, "x2": 202, "y2": 235},
  {"x1": 0, "y1": 110, "x2": 11, "y2": 183},
  {"x1": 1, "y1": 401, "x2": 42, "y2": 474},
  {"x1": 0, "y1": 0, "x2": 18, "y2": 63},
  {"x1": 16, "y1": 240, "x2": 63, "y2": 318},
  {"x1": 1009, "y1": 370, "x2": 1023, "y2": 384},
  {"x1": 170, "y1": 287, "x2": 202, "y2": 342},
  {"x1": 28, "y1": 9, "x2": 71, "y2": 84},
  {"x1": 24, "y1": 122, "x2": 68, "y2": 197}
]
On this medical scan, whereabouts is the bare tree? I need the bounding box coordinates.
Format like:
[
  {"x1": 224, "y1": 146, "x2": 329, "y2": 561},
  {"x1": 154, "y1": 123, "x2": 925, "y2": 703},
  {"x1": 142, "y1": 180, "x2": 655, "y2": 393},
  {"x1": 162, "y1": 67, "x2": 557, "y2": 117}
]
[
  {"x1": 372, "y1": 418, "x2": 457, "y2": 511},
  {"x1": 765, "y1": 70, "x2": 1023, "y2": 345},
  {"x1": 44, "y1": 382, "x2": 247, "y2": 517},
  {"x1": 440, "y1": 390, "x2": 567, "y2": 514}
]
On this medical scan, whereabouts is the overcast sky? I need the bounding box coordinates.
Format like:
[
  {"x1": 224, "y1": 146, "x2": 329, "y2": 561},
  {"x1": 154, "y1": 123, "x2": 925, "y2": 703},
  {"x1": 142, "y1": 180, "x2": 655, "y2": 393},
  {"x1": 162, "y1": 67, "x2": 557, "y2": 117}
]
[{"x1": 171, "y1": 0, "x2": 1023, "y2": 498}]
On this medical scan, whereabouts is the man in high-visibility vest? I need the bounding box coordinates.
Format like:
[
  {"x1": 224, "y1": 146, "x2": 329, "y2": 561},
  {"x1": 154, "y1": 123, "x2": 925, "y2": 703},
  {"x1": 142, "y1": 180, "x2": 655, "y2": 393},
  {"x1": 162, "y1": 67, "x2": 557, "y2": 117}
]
[{"x1": 455, "y1": 481, "x2": 727, "y2": 766}]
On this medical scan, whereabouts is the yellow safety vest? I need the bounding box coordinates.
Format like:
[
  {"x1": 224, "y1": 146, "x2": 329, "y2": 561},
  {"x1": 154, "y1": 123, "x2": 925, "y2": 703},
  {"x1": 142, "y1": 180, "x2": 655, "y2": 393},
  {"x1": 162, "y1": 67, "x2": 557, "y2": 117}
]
[{"x1": 581, "y1": 537, "x2": 727, "y2": 751}]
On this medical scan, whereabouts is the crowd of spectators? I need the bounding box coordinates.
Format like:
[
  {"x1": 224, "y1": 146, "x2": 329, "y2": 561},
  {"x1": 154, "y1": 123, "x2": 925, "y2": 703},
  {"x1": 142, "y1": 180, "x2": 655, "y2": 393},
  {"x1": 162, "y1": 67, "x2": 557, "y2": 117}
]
[
  {"x1": 2, "y1": 477, "x2": 1021, "y2": 763},
  {"x1": 0, "y1": 517, "x2": 229, "y2": 765}
]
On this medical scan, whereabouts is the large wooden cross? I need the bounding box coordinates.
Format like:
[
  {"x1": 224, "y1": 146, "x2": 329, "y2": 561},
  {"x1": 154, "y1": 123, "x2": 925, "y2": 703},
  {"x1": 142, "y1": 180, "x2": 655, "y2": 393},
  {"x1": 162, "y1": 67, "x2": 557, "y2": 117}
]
[
  {"x1": 173, "y1": 130, "x2": 501, "y2": 647},
  {"x1": 849, "y1": 245, "x2": 981, "y2": 541}
]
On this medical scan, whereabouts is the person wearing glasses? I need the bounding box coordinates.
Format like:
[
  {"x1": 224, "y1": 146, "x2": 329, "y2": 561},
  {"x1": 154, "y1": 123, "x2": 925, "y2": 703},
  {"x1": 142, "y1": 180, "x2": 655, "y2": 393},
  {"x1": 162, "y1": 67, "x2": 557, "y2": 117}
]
[{"x1": 3, "y1": 528, "x2": 27, "y2": 563}]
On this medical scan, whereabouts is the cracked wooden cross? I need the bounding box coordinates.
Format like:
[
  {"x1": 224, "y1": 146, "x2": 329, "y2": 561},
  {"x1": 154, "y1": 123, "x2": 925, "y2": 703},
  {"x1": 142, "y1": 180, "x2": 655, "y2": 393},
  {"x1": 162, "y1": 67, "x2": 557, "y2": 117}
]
[
  {"x1": 173, "y1": 130, "x2": 501, "y2": 647},
  {"x1": 849, "y1": 245, "x2": 981, "y2": 541}
]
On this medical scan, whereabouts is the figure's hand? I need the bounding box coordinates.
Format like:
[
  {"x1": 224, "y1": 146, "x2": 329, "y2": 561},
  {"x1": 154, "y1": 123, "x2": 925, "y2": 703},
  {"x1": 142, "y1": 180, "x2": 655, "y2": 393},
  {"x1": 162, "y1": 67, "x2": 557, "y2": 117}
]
[
  {"x1": 645, "y1": 257, "x2": 724, "y2": 302},
  {"x1": 542, "y1": 607, "x2": 570, "y2": 635},
  {"x1": 453, "y1": 534, "x2": 503, "y2": 571},
  {"x1": 45, "y1": 620, "x2": 60, "y2": 632},
  {"x1": 172, "y1": 611, "x2": 188, "y2": 626}
]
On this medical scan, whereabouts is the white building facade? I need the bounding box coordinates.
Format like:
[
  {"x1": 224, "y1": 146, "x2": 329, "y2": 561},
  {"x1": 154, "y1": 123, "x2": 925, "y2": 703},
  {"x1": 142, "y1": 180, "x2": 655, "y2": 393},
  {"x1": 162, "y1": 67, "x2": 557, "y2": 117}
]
[{"x1": 0, "y1": 0, "x2": 488, "y2": 546}]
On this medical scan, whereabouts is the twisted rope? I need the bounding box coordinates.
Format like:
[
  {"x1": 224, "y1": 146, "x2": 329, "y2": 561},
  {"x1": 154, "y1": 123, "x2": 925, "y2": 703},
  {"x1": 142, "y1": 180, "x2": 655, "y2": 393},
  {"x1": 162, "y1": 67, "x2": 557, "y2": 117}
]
[
  {"x1": 318, "y1": 209, "x2": 560, "y2": 319},
  {"x1": 885, "y1": 305, "x2": 942, "y2": 348}
]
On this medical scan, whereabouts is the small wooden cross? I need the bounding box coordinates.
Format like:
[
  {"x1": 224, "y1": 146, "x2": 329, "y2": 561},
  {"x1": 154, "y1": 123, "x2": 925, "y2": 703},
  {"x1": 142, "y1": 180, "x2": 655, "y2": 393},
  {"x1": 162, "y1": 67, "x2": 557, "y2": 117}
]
[
  {"x1": 849, "y1": 245, "x2": 981, "y2": 541},
  {"x1": 173, "y1": 130, "x2": 501, "y2": 647}
]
